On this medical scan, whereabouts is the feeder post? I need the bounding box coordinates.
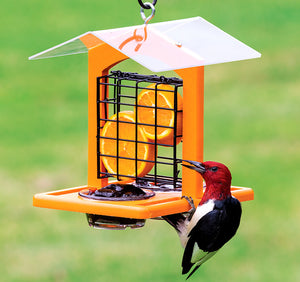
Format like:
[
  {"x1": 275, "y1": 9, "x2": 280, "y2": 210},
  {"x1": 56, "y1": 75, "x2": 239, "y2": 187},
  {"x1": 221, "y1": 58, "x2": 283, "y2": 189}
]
[
  {"x1": 80, "y1": 35, "x2": 128, "y2": 188},
  {"x1": 175, "y1": 66, "x2": 204, "y2": 200}
]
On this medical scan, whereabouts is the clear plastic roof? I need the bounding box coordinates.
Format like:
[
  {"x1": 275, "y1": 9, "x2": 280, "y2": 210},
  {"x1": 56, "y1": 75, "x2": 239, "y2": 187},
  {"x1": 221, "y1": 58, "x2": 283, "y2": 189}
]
[{"x1": 29, "y1": 17, "x2": 260, "y2": 72}]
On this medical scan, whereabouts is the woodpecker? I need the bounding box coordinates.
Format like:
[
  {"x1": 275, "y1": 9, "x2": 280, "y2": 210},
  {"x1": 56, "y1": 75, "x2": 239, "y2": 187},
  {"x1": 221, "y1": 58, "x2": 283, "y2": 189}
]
[{"x1": 163, "y1": 161, "x2": 242, "y2": 279}]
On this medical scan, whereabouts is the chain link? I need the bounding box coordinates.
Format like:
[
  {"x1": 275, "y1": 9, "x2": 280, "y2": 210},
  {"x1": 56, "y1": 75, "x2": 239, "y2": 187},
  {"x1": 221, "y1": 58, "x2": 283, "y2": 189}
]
[{"x1": 138, "y1": 0, "x2": 157, "y2": 9}]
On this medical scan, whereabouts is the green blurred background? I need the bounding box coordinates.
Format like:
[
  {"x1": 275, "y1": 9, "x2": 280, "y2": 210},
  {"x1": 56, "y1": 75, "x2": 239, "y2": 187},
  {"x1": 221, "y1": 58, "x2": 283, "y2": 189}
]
[{"x1": 1, "y1": 0, "x2": 299, "y2": 281}]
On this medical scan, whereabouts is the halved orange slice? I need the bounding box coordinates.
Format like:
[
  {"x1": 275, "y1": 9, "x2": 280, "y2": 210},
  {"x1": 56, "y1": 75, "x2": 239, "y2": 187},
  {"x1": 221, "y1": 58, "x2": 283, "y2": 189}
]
[
  {"x1": 100, "y1": 111, "x2": 155, "y2": 179},
  {"x1": 136, "y1": 84, "x2": 183, "y2": 146}
]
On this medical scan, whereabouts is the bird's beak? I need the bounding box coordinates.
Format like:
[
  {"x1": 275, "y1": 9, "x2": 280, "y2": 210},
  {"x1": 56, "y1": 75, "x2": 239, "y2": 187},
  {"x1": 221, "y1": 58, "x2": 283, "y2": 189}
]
[{"x1": 181, "y1": 160, "x2": 206, "y2": 174}]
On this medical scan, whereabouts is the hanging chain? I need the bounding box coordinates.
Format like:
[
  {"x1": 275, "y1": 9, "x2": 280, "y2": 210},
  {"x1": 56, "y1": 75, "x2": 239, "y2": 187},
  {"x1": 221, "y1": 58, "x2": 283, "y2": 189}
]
[{"x1": 138, "y1": 0, "x2": 157, "y2": 9}]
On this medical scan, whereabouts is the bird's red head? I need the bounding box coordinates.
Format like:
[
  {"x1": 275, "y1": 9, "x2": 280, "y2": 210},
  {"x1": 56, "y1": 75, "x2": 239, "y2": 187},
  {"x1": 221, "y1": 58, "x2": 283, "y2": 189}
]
[{"x1": 182, "y1": 160, "x2": 232, "y2": 203}]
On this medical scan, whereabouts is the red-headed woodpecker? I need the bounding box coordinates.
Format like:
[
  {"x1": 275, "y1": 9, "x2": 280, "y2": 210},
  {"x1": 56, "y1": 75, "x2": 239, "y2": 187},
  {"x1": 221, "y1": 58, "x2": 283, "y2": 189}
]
[{"x1": 163, "y1": 161, "x2": 242, "y2": 279}]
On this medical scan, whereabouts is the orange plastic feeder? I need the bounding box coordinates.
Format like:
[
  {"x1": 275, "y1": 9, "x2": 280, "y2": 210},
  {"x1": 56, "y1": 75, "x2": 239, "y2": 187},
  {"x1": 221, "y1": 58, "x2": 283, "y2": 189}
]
[{"x1": 30, "y1": 15, "x2": 260, "y2": 229}]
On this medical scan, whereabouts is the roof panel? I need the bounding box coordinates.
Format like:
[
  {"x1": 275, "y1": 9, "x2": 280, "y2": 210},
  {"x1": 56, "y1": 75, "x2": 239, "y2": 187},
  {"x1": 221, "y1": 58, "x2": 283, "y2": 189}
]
[
  {"x1": 94, "y1": 24, "x2": 204, "y2": 72},
  {"x1": 162, "y1": 17, "x2": 260, "y2": 66},
  {"x1": 29, "y1": 17, "x2": 260, "y2": 71},
  {"x1": 29, "y1": 33, "x2": 90, "y2": 60}
]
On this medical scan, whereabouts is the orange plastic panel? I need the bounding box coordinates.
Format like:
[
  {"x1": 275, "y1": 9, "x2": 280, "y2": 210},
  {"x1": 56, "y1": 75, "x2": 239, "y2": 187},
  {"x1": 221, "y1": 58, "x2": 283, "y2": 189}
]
[
  {"x1": 33, "y1": 185, "x2": 253, "y2": 219},
  {"x1": 175, "y1": 67, "x2": 204, "y2": 200},
  {"x1": 86, "y1": 42, "x2": 128, "y2": 188},
  {"x1": 80, "y1": 34, "x2": 104, "y2": 49}
]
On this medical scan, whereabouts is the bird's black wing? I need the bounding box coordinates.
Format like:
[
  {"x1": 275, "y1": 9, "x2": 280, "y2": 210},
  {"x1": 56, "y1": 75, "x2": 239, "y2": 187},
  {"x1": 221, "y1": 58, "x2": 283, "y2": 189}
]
[
  {"x1": 181, "y1": 209, "x2": 221, "y2": 275},
  {"x1": 192, "y1": 197, "x2": 241, "y2": 252},
  {"x1": 182, "y1": 197, "x2": 241, "y2": 276}
]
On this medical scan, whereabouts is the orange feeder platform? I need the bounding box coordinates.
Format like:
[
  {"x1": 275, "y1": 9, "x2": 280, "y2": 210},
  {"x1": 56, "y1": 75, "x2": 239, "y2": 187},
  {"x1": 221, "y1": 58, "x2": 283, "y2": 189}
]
[{"x1": 30, "y1": 16, "x2": 260, "y2": 229}]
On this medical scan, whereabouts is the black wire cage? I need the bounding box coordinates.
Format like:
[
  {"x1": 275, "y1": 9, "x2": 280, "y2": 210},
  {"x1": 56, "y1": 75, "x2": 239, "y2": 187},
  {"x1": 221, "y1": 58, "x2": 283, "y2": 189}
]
[{"x1": 97, "y1": 70, "x2": 183, "y2": 190}]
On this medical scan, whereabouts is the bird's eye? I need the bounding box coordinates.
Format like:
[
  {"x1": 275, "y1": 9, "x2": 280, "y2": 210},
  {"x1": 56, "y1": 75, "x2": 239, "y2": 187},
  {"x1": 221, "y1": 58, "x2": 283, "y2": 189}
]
[{"x1": 210, "y1": 166, "x2": 218, "y2": 172}]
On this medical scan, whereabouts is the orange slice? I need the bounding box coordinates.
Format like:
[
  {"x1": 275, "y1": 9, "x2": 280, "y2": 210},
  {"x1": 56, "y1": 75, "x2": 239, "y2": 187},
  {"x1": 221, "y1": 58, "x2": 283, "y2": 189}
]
[
  {"x1": 136, "y1": 84, "x2": 183, "y2": 146},
  {"x1": 100, "y1": 111, "x2": 155, "y2": 179}
]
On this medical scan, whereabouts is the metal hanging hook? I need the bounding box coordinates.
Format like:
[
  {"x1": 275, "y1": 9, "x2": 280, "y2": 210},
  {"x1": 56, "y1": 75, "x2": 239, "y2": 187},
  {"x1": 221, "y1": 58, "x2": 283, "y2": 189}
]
[{"x1": 140, "y1": 2, "x2": 155, "y2": 25}]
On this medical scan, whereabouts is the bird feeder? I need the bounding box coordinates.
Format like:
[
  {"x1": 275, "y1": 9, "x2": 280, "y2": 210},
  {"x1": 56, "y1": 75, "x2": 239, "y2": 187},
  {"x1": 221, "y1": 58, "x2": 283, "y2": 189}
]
[{"x1": 31, "y1": 12, "x2": 260, "y2": 229}]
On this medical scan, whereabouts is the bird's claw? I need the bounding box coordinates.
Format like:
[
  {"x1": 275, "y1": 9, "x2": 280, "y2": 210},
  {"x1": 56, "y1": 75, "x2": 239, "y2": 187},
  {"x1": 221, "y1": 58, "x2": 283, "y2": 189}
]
[{"x1": 181, "y1": 196, "x2": 196, "y2": 220}]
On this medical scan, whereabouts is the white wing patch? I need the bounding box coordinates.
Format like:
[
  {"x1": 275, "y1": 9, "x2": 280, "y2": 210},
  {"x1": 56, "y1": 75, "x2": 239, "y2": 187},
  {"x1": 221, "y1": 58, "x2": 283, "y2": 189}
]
[
  {"x1": 180, "y1": 199, "x2": 215, "y2": 247},
  {"x1": 191, "y1": 243, "x2": 218, "y2": 266},
  {"x1": 191, "y1": 244, "x2": 207, "y2": 263},
  {"x1": 194, "y1": 250, "x2": 218, "y2": 267}
]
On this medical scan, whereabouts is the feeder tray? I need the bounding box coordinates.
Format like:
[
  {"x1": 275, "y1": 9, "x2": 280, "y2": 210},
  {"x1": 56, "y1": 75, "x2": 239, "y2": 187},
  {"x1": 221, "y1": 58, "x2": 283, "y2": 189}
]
[
  {"x1": 79, "y1": 183, "x2": 156, "y2": 201},
  {"x1": 31, "y1": 16, "x2": 259, "y2": 228}
]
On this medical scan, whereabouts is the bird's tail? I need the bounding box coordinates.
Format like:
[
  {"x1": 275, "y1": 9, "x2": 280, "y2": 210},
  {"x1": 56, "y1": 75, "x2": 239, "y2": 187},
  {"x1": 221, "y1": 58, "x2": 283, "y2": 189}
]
[
  {"x1": 186, "y1": 265, "x2": 201, "y2": 280},
  {"x1": 184, "y1": 251, "x2": 218, "y2": 279},
  {"x1": 162, "y1": 213, "x2": 186, "y2": 233},
  {"x1": 181, "y1": 237, "x2": 195, "y2": 275}
]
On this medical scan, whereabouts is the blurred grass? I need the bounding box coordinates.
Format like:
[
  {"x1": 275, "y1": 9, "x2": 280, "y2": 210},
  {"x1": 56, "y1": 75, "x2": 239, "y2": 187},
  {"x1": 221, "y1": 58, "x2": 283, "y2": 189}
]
[{"x1": 1, "y1": 0, "x2": 300, "y2": 281}]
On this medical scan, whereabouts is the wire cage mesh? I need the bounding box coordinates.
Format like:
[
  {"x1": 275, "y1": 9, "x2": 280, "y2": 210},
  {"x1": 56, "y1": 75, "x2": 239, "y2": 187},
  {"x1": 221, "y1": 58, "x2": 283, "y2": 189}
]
[{"x1": 97, "y1": 70, "x2": 183, "y2": 191}]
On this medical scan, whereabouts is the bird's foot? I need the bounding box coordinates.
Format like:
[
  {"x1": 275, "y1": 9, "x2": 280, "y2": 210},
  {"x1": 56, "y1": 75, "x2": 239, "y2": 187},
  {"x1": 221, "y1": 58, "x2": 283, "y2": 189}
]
[{"x1": 181, "y1": 196, "x2": 196, "y2": 220}]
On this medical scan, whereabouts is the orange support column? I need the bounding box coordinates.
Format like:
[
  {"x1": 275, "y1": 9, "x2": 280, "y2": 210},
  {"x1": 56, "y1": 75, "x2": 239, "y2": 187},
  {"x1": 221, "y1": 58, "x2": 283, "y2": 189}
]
[
  {"x1": 175, "y1": 66, "x2": 204, "y2": 200},
  {"x1": 85, "y1": 42, "x2": 128, "y2": 188}
]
